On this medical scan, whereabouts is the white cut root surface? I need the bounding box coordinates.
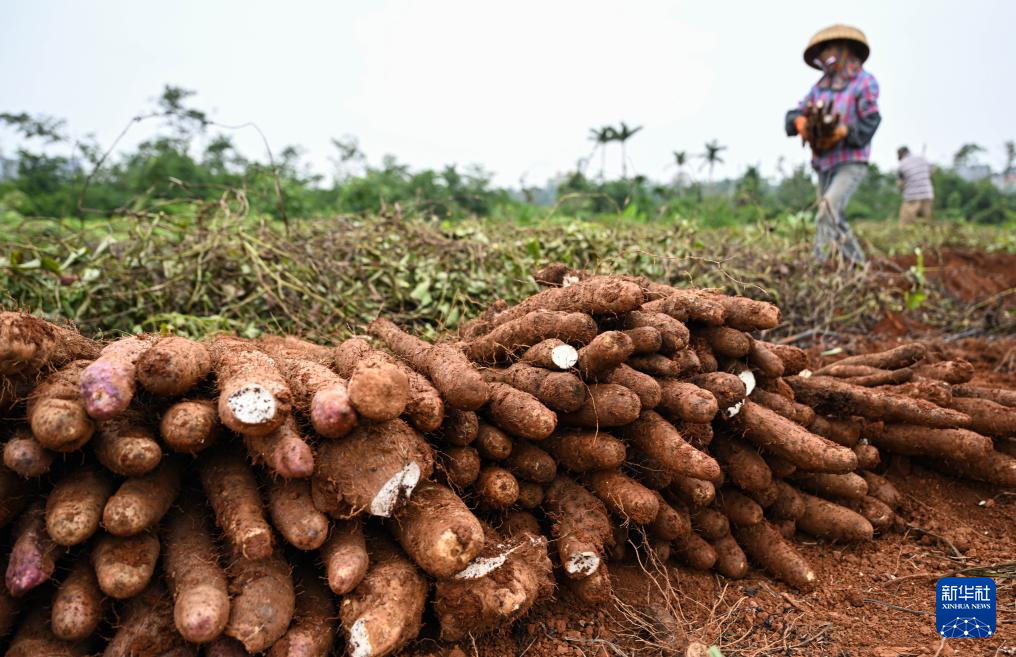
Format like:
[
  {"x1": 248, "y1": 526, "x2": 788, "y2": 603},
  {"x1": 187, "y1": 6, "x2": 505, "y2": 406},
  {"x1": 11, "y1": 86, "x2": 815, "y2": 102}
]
[
  {"x1": 227, "y1": 385, "x2": 277, "y2": 425},
  {"x1": 564, "y1": 551, "x2": 600, "y2": 576},
  {"x1": 551, "y1": 345, "x2": 579, "y2": 370},
  {"x1": 369, "y1": 462, "x2": 422, "y2": 517}
]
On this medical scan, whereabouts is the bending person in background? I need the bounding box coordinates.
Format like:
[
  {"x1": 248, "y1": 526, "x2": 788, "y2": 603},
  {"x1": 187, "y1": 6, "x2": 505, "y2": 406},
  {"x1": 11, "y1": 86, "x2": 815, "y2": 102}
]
[
  {"x1": 896, "y1": 146, "x2": 934, "y2": 225},
  {"x1": 785, "y1": 24, "x2": 881, "y2": 265}
]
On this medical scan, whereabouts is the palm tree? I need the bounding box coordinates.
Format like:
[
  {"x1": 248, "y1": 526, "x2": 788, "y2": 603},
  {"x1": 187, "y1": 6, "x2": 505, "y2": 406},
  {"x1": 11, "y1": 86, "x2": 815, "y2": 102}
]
[
  {"x1": 699, "y1": 139, "x2": 727, "y2": 182},
  {"x1": 952, "y1": 143, "x2": 985, "y2": 170},
  {"x1": 615, "y1": 122, "x2": 643, "y2": 179},
  {"x1": 587, "y1": 125, "x2": 616, "y2": 179}
]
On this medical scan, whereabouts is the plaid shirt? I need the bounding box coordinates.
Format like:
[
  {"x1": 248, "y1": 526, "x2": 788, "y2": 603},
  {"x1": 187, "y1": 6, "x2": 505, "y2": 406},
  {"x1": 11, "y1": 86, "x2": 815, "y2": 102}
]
[{"x1": 797, "y1": 70, "x2": 880, "y2": 173}]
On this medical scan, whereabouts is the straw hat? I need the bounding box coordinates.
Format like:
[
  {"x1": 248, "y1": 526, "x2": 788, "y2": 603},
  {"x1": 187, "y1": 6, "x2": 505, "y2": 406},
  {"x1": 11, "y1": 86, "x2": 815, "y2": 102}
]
[{"x1": 804, "y1": 24, "x2": 869, "y2": 69}]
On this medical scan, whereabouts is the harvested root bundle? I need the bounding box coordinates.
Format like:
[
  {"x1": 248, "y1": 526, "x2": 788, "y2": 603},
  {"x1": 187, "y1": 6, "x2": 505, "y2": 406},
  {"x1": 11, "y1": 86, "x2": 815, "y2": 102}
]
[
  {"x1": 103, "y1": 460, "x2": 180, "y2": 537},
  {"x1": 481, "y1": 277, "x2": 644, "y2": 329},
  {"x1": 160, "y1": 399, "x2": 219, "y2": 454},
  {"x1": 544, "y1": 476, "x2": 613, "y2": 578},
  {"x1": 718, "y1": 488, "x2": 763, "y2": 526},
  {"x1": 339, "y1": 539, "x2": 427, "y2": 657},
  {"x1": 45, "y1": 467, "x2": 113, "y2": 546},
  {"x1": 136, "y1": 336, "x2": 211, "y2": 397},
  {"x1": 6, "y1": 503, "x2": 59, "y2": 597},
  {"x1": 948, "y1": 396, "x2": 1016, "y2": 437},
  {"x1": 622, "y1": 411, "x2": 721, "y2": 481},
  {"x1": 820, "y1": 343, "x2": 926, "y2": 371},
  {"x1": 542, "y1": 430, "x2": 626, "y2": 472},
  {"x1": 244, "y1": 416, "x2": 315, "y2": 479},
  {"x1": 709, "y1": 434, "x2": 772, "y2": 492},
  {"x1": 3, "y1": 431, "x2": 53, "y2": 478},
  {"x1": 603, "y1": 364, "x2": 661, "y2": 410},
  {"x1": 163, "y1": 503, "x2": 230, "y2": 644},
  {"x1": 333, "y1": 339, "x2": 409, "y2": 421},
  {"x1": 790, "y1": 471, "x2": 868, "y2": 501},
  {"x1": 657, "y1": 380, "x2": 719, "y2": 424},
  {"x1": 869, "y1": 424, "x2": 993, "y2": 462},
  {"x1": 622, "y1": 326, "x2": 663, "y2": 354},
  {"x1": 576, "y1": 330, "x2": 634, "y2": 378},
  {"x1": 433, "y1": 531, "x2": 553, "y2": 641},
  {"x1": 750, "y1": 388, "x2": 815, "y2": 426},
  {"x1": 225, "y1": 551, "x2": 296, "y2": 653},
  {"x1": 796, "y1": 492, "x2": 874, "y2": 542},
  {"x1": 92, "y1": 532, "x2": 161, "y2": 599},
  {"x1": 490, "y1": 362, "x2": 585, "y2": 413},
  {"x1": 390, "y1": 481, "x2": 485, "y2": 578},
  {"x1": 560, "y1": 383, "x2": 641, "y2": 428},
  {"x1": 199, "y1": 451, "x2": 274, "y2": 559},
  {"x1": 312, "y1": 419, "x2": 434, "y2": 519},
  {"x1": 28, "y1": 360, "x2": 95, "y2": 452},
  {"x1": 51, "y1": 557, "x2": 103, "y2": 642},
  {"x1": 465, "y1": 310, "x2": 597, "y2": 364},
  {"x1": 269, "y1": 478, "x2": 330, "y2": 551},
  {"x1": 321, "y1": 520, "x2": 369, "y2": 596},
  {"x1": 275, "y1": 353, "x2": 357, "y2": 438},
  {"x1": 208, "y1": 336, "x2": 292, "y2": 436},
  {"x1": 92, "y1": 413, "x2": 162, "y2": 477},
  {"x1": 0, "y1": 311, "x2": 98, "y2": 377},
  {"x1": 268, "y1": 567, "x2": 337, "y2": 657},
  {"x1": 485, "y1": 382, "x2": 557, "y2": 441},
  {"x1": 736, "y1": 401, "x2": 857, "y2": 473},
  {"x1": 369, "y1": 318, "x2": 489, "y2": 411},
  {"x1": 79, "y1": 335, "x2": 153, "y2": 420},
  {"x1": 587, "y1": 470, "x2": 659, "y2": 524}
]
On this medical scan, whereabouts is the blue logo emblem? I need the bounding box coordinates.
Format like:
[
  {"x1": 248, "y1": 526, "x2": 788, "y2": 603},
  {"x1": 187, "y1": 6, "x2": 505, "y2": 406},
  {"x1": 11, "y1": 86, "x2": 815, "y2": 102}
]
[{"x1": 936, "y1": 577, "x2": 996, "y2": 637}]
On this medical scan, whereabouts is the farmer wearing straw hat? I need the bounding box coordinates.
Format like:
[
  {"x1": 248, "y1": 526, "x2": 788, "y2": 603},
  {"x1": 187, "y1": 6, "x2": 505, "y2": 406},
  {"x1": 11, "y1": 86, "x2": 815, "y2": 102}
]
[{"x1": 785, "y1": 25, "x2": 881, "y2": 265}]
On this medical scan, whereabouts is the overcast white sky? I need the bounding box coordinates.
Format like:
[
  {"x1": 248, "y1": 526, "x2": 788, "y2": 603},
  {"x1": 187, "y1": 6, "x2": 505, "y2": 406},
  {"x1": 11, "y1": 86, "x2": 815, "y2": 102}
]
[{"x1": 2, "y1": 0, "x2": 1013, "y2": 187}]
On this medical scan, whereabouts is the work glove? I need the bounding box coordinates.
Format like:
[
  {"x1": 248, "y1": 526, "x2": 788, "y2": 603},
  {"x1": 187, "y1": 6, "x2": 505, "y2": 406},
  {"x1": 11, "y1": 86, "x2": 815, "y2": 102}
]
[
  {"x1": 814, "y1": 124, "x2": 848, "y2": 152},
  {"x1": 794, "y1": 115, "x2": 808, "y2": 143}
]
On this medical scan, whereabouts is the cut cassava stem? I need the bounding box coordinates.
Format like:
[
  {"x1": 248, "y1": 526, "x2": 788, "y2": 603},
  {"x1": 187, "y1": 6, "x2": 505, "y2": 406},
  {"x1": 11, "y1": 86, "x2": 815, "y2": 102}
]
[
  {"x1": 269, "y1": 478, "x2": 330, "y2": 551},
  {"x1": 465, "y1": 310, "x2": 597, "y2": 364},
  {"x1": 199, "y1": 450, "x2": 274, "y2": 559},
  {"x1": 136, "y1": 336, "x2": 211, "y2": 397},
  {"x1": 92, "y1": 532, "x2": 161, "y2": 599},
  {"x1": 102, "y1": 459, "x2": 180, "y2": 536},
  {"x1": 226, "y1": 551, "x2": 296, "y2": 653},
  {"x1": 164, "y1": 503, "x2": 230, "y2": 644},
  {"x1": 45, "y1": 467, "x2": 113, "y2": 546},
  {"x1": 208, "y1": 335, "x2": 293, "y2": 436},
  {"x1": 160, "y1": 399, "x2": 219, "y2": 454},
  {"x1": 390, "y1": 480, "x2": 485, "y2": 578},
  {"x1": 312, "y1": 418, "x2": 434, "y2": 519},
  {"x1": 340, "y1": 539, "x2": 427, "y2": 657},
  {"x1": 321, "y1": 519, "x2": 369, "y2": 595},
  {"x1": 79, "y1": 335, "x2": 153, "y2": 420},
  {"x1": 28, "y1": 360, "x2": 95, "y2": 452},
  {"x1": 369, "y1": 318, "x2": 489, "y2": 411}
]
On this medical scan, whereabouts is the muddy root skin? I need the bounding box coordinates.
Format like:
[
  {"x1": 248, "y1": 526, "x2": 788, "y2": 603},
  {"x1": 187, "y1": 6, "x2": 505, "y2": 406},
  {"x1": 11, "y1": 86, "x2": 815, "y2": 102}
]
[
  {"x1": 709, "y1": 434, "x2": 772, "y2": 493},
  {"x1": 768, "y1": 481, "x2": 806, "y2": 521},
  {"x1": 718, "y1": 488, "x2": 764, "y2": 527},
  {"x1": 576, "y1": 330, "x2": 635, "y2": 379},
  {"x1": 869, "y1": 423, "x2": 993, "y2": 462},
  {"x1": 544, "y1": 476, "x2": 613, "y2": 579},
  {"x1": 321, "y1": 520, "x2": 369, "y2": 595},
  {"x1": 340, "y1": 539, "x2": 427, "y2": 657},
  {"x1": 564, "y1": 560, "x2": 612, "y2": 604},
  {"x1": 750, "y1": 387, "x2": 815, "y2": 426},
  {"x1": 136, "y1": 336, "x2": 211, "y2": 397},
  {"x1": 225, "y1": 551, "x2": 295, "y2": 653},
  {"x1": 711, "y1": 533, "x2": 749, "y2": 579},
  {"x1": 671, "y1": 532, "x2": 717, "y2": 571},
  {"x1": 0, "y1": 311, "x2": 99, "y2": 377},
  {"x1": 390, "y1": 480, "x2": 485, "y2": 578},
  {"x1": 465, "y1": 310, "x2": 598, "y2": 364},
  {"x1": 587, "y1": 470, "x2": 659, "y2": 525},
  {"x1": 482, "y1": 277, "x2": 645, "y2": 330},
  {"x1": 621, "y1": 326, "x2": 663, "y2": 355},
  {"x1": 560, "y1": 383, "x2": 641, "y2": 428},
  {"x1": 520, "y1": 338, "x2": 580, "y2": 371},
  {"x1": 164, "y1": 504, "x2": 230, "y2": 644},
  {"x1": 490, "y1": 362, "x2": 586, "y2": 413},
  {"x1": 690, "y1": 507, "x2": 730, "y2": 541},
  {"x1": 3, "y1": 431, "x2": 53, "y2": 478},
  {"x1": 952, "y1": 383, "x2": 1016, "y2": 408},
  {"x1": 6, "y1": 604, "x2": 90, "y2": 657},
  {"x1": 92, "y1": 413, "x2": 162, "y2": 477},
  {"x1": 209, "y1": 336, "x2": 293, "y2": 437},
  {"x1": 433, "y1": 531, "x2": 554, "y2": 641},
  {"x1": 273, "y1": 354, "x2": 358, "y2": 439},
  {"x1": 736, "y1": 401, "x2": 858, "y2": 474},
  {"x1": 437, "y1": 446, "x2": 481, "y2": 489},
  {"x1": 859, "y1": 470, "x2": 901, "y2": 509},
  {"x1": 474, "y1": 422, "x2": 513, "y2": 461},
  {"x1": 0, "y1": 467, "x2": 30, "y2": 529},
  {"x1": 669, "y1": 475, "x2": 716, "y2": 509},
  {"x1": 932, "y1": 449, "x2": 1016, "y2": 487},
  {"x1": 268, "y1": 478, "x2": 330, "y2": 551},
  {"x1": 160, "y1": 399, "x2": 219, "y2": 454},
  {"x1": 311, "y1": 418, "x2": 434, "y2": 519},
  {"x1": 516, "y1": 481, "x2": 545, "y2": 509},
  {"x1": 948, "y1": 395, "x2": 1016, "y2": 437},
  {"x1": 626, "y1": 353, "x2": 681, "y2": 378},
  {"x1": 474, "y1": 466, "x2": 520, "y2": 509},
  {"x1": 734, "y1": 521, "x2": 816, "y2": 590},
  {"x1": 542, "y1": 430, "x2": 626, "y2": 473},
  {"x1": 92, "y1": 532, "x2": 161, "y2": 599},
  {"x1": 796, "y1": 492, "x2": 874, "y2": 543},
  {"x1": 622, "y1": 410, "x2": 721, "y2": 482},
  {"x1": 6, "y1": 503, "x2": 60, "y2": 597},
  {"x1": 45, "y1": 467, "x2": 113, "y2": 546},
  {"x1": 747, "y1": 341, "x2": 784, "y2": 379},
  {"x1": 613, "y1": 309, "x2": 690, "y2": 353},
  {"x1": 244, "y1": 416, "x2": 315, "y2": 479},
  {"x1": 649, "y1": 492, "x2": 691, "y2": 541},
  {"x1": 790, "y1": 471, "x2": 868, "y2": 501},
  {"x1": 808, "y1": 415, "x2": 861, "y2": 447},
  {"x1": 485, "y1": 382, "x2": 558, "y2": 441},
  {"x1": 104, "y1": 582, "x2": 188, "y2": 657},
  {"x1": 51, "y1": 556, "x2": 103, "y2": 642},
  {"x1": 199, "y1": 450, "x2": 274, "y2": 559},
  {"x1": 821, "y1": 343, "x2": 928, "y2": 372},
  {"x1": 205, "y1": 636, "x2": 250, "y2": 657},
  {"x1": 346, "y1": 355, "x2": 410, "y2": 422},
  {"x1": 788, "y1": 375, "x2": 970, "y2": 428},
  {"x1": 436, "y1": 408, "x2": 479, "y2": 446},
  {"x1": 604, "y1": 364, "x2": 661, "y2": 410},
  {"x1": 656, "y1": 380, "x2": 718, "y2": 424},
  {"x1": 268, "y1": 567, "x2": 337, "y2": 657},
  {"x1": 28, "y1": 360, "x2": 96, "y2": 452},
  {"x1": 688, "y1": 372, "x2": 746, "y2": 414},
  {"x1": 78, "y1": 335, "x2": 153, "y2": 421},
  {"x1": 368, "y1": 318, "x2": 489, "y2": 411},
  {"x1": 102, "y1": 459, "x2": 181, "y2": 537},
  {"x1": 847, "y1": 496, "x2": 895, "y2": 534},
  {"x1": 507, "y1": 440, "x2": 558, "y2": 484}
]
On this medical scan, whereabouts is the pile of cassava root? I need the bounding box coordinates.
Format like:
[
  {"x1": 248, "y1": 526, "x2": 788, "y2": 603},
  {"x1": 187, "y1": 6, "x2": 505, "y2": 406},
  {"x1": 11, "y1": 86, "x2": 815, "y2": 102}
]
[{"x1": 1, "y1": 265, "x2": 1014, "y2": 657}]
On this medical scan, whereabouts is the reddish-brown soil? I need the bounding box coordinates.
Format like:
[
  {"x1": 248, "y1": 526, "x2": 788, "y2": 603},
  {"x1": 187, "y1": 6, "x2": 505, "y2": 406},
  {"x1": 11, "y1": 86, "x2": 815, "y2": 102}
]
[
  {"x1": 884, "y1": 249, "x2": 1016, "y2": 306},
  {"x1": 403, "y1": 337, "x2": 1016, "y2": 657}
]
